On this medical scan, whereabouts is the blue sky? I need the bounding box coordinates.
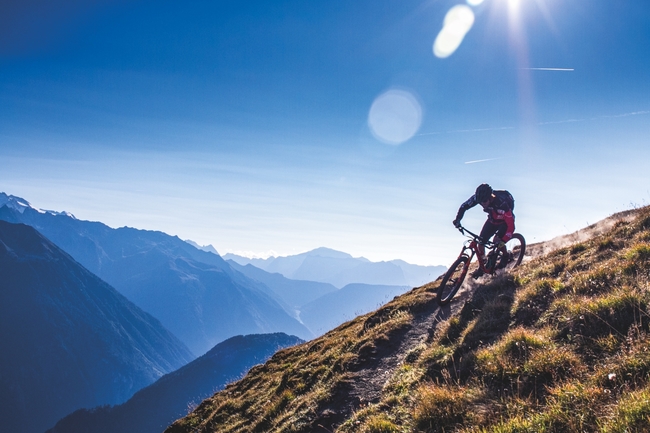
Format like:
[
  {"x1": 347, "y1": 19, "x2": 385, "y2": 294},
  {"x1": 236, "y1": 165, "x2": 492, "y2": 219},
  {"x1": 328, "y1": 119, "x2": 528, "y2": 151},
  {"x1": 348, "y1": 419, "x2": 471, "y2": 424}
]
[{"x1": 1, "y1": 0, "x2": 649, "y2": 265}]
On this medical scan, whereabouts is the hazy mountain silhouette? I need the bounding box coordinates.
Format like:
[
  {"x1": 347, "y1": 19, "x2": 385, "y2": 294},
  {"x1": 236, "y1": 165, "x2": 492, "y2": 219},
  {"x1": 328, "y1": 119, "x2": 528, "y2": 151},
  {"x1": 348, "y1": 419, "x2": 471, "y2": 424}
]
[
  {"x1": 298, "y1": 283, "x2": 411, "y2": 336},
  {"x1": 227, "y1": 260, "x2": 413, "y2": 336},
  {"x1": 47, "y1": 333, "x2": 302, "y2": 433},
  {"x1": 224, "y1": 247, "x2": 445, "y2": 288},
  {"x1": 0, "y1": 193, "x2": 312, "y2": 355},
  {"x1": 0, "y1": 220, "x2": 194, "y2": 433},
  {"x1": 184, "y1": 239, "x2": 219, "y2": 256},
  {"x1": 226, "y1": 259, "x2": 338, "y2": 313}
]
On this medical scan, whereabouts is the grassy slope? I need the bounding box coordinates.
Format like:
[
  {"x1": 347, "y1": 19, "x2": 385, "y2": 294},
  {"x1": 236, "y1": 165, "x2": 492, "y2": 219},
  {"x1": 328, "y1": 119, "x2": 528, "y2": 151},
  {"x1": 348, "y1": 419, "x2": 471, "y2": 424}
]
[{"x1": 166, "y1": 206, "x2": 650, "y2": 433}]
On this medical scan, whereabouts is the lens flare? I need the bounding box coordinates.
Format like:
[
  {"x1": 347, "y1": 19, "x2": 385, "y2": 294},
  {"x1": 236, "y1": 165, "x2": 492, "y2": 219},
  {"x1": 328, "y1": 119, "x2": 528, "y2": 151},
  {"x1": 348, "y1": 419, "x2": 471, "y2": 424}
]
[
  {"x1": 368, "y1": 90, "x2": 422, "y2": 145},
  {"x1": 467, "y1": 0, "x2": 484, "y2": 5},
  {"x1": 433, "y1": 5, "x2": 475, "y2": 58}
]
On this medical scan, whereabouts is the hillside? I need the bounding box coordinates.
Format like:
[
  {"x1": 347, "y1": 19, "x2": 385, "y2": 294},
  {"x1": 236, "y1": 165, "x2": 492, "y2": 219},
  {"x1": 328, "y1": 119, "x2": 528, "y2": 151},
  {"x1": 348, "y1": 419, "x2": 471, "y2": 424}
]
[
  {"x1": 0, "y1": 221, "x2": 194, "y2": 433},
  {"x1": 166, "y1": 206, "x2": 650, "y2": 432},
  {"x1": 47, "y1": 333, "x2": 303, "y2": 433}
]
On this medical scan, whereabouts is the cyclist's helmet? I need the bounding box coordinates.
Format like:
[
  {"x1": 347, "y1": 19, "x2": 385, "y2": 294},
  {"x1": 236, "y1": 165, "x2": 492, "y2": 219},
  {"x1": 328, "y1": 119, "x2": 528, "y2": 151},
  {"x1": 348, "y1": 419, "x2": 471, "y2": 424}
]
[{"x1": 475, "y1": 183, "x2": 493, "y2": 203}]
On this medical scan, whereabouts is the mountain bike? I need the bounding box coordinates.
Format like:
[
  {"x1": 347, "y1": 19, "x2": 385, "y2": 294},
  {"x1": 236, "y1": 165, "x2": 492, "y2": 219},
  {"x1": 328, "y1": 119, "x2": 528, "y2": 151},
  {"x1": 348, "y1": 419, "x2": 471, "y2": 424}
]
[{"x1": 436, "y1": 225, "x2": 526, "y2": 306}]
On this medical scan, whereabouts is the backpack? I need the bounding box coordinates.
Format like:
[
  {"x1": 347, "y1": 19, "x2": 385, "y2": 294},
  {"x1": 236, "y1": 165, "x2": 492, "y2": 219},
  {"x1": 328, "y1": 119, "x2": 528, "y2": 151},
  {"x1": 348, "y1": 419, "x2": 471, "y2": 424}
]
[{"x1": 495, "y1": 190, "x2": 515, "y2": 211}]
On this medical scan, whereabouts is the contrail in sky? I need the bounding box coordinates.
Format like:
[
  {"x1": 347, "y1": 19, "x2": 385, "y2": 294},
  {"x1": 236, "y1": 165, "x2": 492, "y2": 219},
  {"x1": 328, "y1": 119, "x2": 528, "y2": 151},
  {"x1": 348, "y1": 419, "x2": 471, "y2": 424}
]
[
  {"x1": 416, "y1": 126, "x2": 514, "y2": 136},
  {"x1": 539, "y1": 110, "x2": 650, "y2": 125},
  {"x1": 522, "y1": 68, "x2": 574, "y2": 71},
  {"x1": 464, "y1": 157, "x2": 502, "y2": 165}
]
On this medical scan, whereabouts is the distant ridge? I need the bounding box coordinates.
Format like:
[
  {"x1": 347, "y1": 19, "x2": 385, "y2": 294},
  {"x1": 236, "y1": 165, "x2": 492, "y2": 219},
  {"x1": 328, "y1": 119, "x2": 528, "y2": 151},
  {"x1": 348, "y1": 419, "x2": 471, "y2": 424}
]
[
  {"x1": 185, "y1": 239, "x2": 220, "y2": 255},
  {"x1": 299, "y1": 283, "x2": 411, "y2": 336},
  {"x1": 0, "y1": 220, "x2": 193, "y2": 433},
  {"x1": 224, "y1": 248, "x2": 446, "y2": 288},
  {"x1": 47, "y1": 333, "x2": 303, "y2": 433}
]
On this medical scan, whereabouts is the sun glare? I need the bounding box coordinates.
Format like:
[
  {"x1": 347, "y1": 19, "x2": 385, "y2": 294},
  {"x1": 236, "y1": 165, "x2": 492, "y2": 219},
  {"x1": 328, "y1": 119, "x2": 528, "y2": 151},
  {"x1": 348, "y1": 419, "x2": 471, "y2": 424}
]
[
  {"x1": 433, "y1": 5, "x2": 475, "y2": 58},
  {"x1": 368, "y1": 90, "x2": 423, "y2": 145}
]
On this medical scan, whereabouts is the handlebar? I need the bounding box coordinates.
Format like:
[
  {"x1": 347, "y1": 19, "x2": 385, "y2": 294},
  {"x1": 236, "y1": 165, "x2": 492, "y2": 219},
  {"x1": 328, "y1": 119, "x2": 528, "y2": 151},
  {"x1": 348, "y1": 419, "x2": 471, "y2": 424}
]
[{"x1": 457, "y1": 225, "x2": 496, "y2": 248}]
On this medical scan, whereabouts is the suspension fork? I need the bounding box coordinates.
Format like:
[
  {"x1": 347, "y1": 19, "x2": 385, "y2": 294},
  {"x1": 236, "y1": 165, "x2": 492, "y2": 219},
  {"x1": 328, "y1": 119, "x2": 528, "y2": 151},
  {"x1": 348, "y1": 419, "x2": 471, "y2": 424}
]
[{"x1": 459, "y1": 244, "x2": 475, "y2": 272}]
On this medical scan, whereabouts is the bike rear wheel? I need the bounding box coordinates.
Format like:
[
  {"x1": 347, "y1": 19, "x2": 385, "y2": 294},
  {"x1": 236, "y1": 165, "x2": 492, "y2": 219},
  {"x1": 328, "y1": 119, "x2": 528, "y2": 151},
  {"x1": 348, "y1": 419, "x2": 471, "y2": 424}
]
[{"x1": 437, "y1": 255, "x2": 470, "y2": 306}]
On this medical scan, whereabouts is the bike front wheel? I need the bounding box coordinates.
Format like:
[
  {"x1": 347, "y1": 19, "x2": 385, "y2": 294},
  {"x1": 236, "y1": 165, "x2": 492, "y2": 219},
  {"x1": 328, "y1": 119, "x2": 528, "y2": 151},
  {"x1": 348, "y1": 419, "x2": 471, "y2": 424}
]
[
  {"x1": 504, "y1": 233, "x2": 526, "y2": 270},
  {"x1": 437, "y1": 255, "x2": 470, "y2": 306}
]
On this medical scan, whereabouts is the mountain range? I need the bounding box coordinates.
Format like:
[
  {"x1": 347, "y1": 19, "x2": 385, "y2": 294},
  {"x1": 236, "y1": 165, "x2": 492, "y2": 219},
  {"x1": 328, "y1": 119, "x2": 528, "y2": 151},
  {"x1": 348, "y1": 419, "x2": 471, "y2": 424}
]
[
  {"x1": 227, "y1": 260, "x2": 413, "y2": 335},
  {"x1": 47, "y1": 333, "x2": 302, "y2": 433},
  {"x1": 0, "y1": 192, "x2": 445, "y2": 354},
  {"x1": 0, "y1": 193, "x2": 312, "y2": 355},
  {"x1": 0, "y1": 220, "x2": 194, "y2": 433},
  {"x1": 224, "y1": 247, "x2": 445, "y2": 288}
]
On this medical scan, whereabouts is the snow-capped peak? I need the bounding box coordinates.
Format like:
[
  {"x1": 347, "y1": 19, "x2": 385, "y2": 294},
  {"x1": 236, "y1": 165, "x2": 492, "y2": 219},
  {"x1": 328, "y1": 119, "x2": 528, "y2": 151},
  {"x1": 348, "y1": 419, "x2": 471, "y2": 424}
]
[{"x1": 0, "y1": 192, "x2": 76, "y2": 218}]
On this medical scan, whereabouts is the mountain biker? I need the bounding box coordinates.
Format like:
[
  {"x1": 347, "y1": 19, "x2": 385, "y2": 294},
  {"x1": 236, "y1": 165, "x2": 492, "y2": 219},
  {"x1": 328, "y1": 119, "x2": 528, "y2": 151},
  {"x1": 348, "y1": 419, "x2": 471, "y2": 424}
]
[{"x1": 452, "y1": 184, "x2": 515, "y2": 278}]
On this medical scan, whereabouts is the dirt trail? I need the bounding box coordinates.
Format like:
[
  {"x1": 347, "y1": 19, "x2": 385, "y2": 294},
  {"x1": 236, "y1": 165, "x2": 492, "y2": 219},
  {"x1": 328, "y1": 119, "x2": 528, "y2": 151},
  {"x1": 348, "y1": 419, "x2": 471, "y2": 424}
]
[{"x1": 322, "y1": 209, "x2": 640, "y2": 431}]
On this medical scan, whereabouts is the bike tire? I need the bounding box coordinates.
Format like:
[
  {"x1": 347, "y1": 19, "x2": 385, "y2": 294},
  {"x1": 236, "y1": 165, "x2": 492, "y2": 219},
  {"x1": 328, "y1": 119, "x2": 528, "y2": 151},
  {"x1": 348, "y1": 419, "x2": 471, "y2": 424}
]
[
  {"x1": 505, "y1": 233, "x2": 526, "y2": 270},
  {"x1": 437, "y1": 255, "x2": 470, "y2": 306}
]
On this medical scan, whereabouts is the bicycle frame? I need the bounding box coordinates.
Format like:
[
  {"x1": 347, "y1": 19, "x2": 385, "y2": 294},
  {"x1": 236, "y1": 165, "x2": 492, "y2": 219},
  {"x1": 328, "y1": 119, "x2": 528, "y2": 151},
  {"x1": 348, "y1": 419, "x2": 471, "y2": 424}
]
[{"x1": 456, "y1": 226, "x2": 501, "y2": 275}]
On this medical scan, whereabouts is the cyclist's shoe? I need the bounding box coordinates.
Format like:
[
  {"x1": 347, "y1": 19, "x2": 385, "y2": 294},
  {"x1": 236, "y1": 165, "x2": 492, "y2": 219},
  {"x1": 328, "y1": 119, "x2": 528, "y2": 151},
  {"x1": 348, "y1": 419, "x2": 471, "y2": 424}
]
[{"x1": 471, "y1": 268, "x2": 485, "y2": 279}]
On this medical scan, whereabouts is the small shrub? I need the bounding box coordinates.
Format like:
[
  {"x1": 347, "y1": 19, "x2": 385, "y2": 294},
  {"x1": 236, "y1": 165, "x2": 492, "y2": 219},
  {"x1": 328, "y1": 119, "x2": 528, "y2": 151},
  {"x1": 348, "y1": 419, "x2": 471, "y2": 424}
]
[
  {"x1": 534, "y1": 261, "x2": 567, "y2": 279},
  {"x1": 405, "y1": 343, "x2": 427, "y2": 364},
  {"x1": 570, "y1": 243, "x2": 587, "y2": 255},
  {"x1": 460, "y1": 297, "x2": 513, "y2": 349},
  {"x1": 475, "y1": 328, "x2": 582, "y2": 399},
  {"x1": 549, "y1": 289, "x2": 646, "y2": 344},
  {"x1": 413, "y1": 384, "x2": 479, "y2": 432},
  {"x1": 572, "y1": 267, "x2": 617, "y2": 296},
  {"x1": 596, "y1": 336, "x2": 650, "y2": 390},
  {"x1": 539, "y1": 382, "x2": 610, "y2": 432},
  {"x1": 437, "y1": 316, "x2": 464, "y2": 346},
  {"x1": 419, "y1": 345, "x2": 455, "y2": 382},
  {"x1": 266, "y1": 390, "x2": 295, "y2": 418},
  {"x1": 384, "y1": 364, "x2": 422, "y2": 397},
  {"x1": 604, "y1": 386, "x2": 650, "y2": 432},
  {"x1": 362, "y1": 415, "x2": 401, "y2": 433},
  {"x1": 512, "y1": 279, "x2": 562, "y2": 326},
  {"x1": 626, "y1": 243, "x2": 650, "y2": 263},
  {"x1": 593, "y1": 334, "x2": 622, "y2": 354},
  {"x1": 473, "y1": 415, "x2": 536, "y2": 433},
  {"x1": 598, "y1": 238, "x2": 615, "y2": 251},
  {"x1": 638, "y1": 214, "x2": 650, "y2": 231}
]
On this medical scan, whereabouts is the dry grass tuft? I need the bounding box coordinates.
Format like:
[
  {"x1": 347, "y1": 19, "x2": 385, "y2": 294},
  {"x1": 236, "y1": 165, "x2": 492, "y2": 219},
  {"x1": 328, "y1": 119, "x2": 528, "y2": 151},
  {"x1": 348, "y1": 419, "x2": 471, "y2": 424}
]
[{"x1": 413, "y1": 383, "x2": 482, "y2": 432}]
